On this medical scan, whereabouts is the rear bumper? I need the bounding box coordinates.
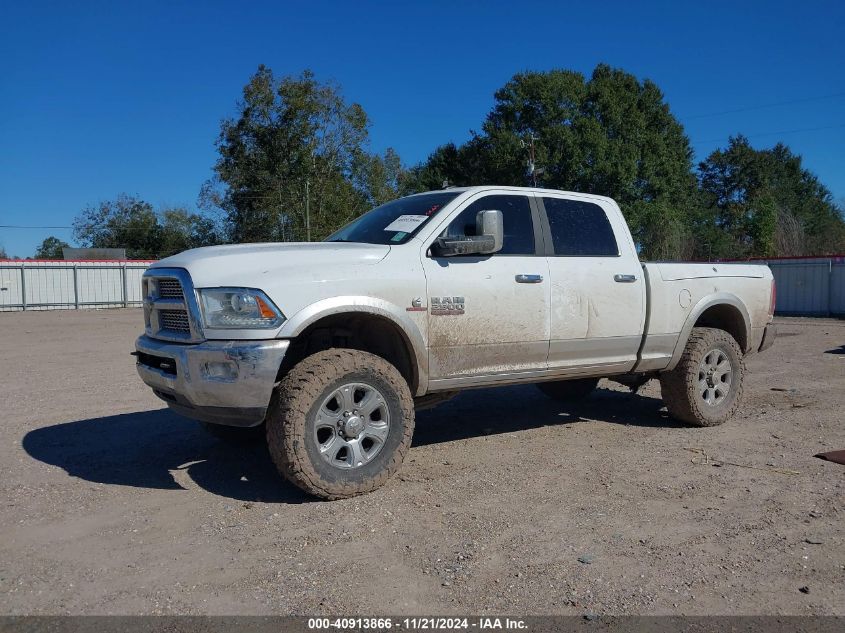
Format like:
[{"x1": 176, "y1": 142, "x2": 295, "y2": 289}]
[
  {"x1": 134, "y1": 335, "x2": 289, "y2": 427},
  {"x1": 758, "y1": 323, "x2": 776, "y2": 353}
]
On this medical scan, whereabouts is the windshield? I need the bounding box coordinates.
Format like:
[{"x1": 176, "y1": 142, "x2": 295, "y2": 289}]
[{"x1": 326, "y1": 192, "x2": 461, "y2": 245}]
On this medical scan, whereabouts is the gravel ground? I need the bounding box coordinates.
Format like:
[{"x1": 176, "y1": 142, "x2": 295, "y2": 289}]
[{"x1": 1, "y1": 310, "x2": 843, "y2": 615}]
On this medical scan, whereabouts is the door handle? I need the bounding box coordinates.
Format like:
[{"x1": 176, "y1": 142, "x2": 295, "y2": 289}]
[
  {"x1": 515, "y1": 274, "x2": 544, "y2": 284},
  {"x1": 614, "y1": 274, "x2": 637, "y2": 283}
]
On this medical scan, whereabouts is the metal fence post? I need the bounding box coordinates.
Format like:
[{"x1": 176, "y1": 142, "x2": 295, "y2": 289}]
[
  {"x1": 73, "y1": 265, "x2": 79, "y2": 309},
  {"x1": 121, "y1": 264, "x2": 128, "y2": 308},
  {"x1": 20, "y1": 263, "x2": 26, "y2": 311},
  {"x1": 828, "y1": 258, "x2": 833, "y2": 317}
]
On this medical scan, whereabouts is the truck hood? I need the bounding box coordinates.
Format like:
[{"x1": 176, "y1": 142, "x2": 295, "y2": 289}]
[{"x1": 152, "y1": 242, "x2": 391, "y2": 287}]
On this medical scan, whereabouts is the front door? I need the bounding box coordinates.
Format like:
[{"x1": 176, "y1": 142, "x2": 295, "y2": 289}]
[{"x1": 422, "y1": 193, "x2": 550, "y2": 383}]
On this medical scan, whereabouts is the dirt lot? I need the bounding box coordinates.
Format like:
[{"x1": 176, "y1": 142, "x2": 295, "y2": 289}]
[{"x1": 1, "y1": 309, "x2": 843, "y2": 616}]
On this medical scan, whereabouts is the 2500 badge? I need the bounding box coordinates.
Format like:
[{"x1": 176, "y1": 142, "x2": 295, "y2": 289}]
[{"x1": 430, "y1": 296, "x2": 465, "y2": 316}]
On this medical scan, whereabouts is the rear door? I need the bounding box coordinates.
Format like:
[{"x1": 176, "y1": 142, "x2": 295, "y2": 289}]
[
  {"x1": 539, "y1": 194, "x2": 645, "y2": 373},
  {"x1": 422, "y1": 192, "x2": 550, "y2": 382}
]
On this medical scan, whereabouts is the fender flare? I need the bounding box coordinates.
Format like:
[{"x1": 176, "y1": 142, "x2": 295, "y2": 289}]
[
  {"x1": 666, "y1": 292, "x2": 751, "y2": 371},
  {"x1": 278, "y1": 296, "x2": 429, "y2": 396}
]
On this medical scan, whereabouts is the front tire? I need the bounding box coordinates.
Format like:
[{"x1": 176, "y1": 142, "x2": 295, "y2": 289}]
[
  {"x1": 659, "y1": 327, "x2": 745, "y2": 427},
  {"x1": 266, "y1": 349, "x2": 415, "y2": 500}
]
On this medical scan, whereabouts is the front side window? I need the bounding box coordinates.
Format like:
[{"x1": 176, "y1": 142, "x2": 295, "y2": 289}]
[
  {"x1": 326, "y1": 192, "x2": 461, "y2": 245},
  {"x1": 542, "y1": 197, "x2": 619, "y2": 257},
  {"x1": 440, "y1": 195, "x2": 535, "y2": 255}
]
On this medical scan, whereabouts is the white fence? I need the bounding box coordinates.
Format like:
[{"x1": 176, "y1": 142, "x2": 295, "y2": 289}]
[
  {"x1": 0, "y1": 260, "x2": 154, "y2": 311},
  {"x1": 763, "y1": 256, "x2": 845, "y2": 317},
  {"x1": 722, "y1": 256, "x2": 845, "y2": 317},
  {"x1": 3, "y1": 256, "x2": 844, "y2": 316}
]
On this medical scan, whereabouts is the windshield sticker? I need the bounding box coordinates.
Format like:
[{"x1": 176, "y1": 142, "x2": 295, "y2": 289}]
[
  {"x1": 391, "y1": 232, "x2": 407, "y2": 242},
  {"x1": 384, "y1": 215, "x2": 428, "y2": 232}
]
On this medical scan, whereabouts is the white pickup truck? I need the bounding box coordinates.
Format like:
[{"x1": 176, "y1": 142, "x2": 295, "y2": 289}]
[{"x1": 135, "y1": 186, "x2": 776, "y2": 499}]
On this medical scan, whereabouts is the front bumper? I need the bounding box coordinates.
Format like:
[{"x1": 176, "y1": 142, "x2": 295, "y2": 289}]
[{"x1": 135, "y1": 335, "x2": 289, "y2": 427}]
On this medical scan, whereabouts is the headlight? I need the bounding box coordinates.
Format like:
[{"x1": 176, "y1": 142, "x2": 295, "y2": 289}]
[{"x1": 197, "y1": 288, "x2": 285, "y2": 329}]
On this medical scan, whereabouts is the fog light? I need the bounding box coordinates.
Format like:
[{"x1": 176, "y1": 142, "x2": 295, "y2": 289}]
[{"x1": 203, "y1": 361, "x2": 238, "y2": 380}]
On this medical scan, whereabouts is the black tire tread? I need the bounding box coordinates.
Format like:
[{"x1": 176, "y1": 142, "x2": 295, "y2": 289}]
[
  {"x1": 660, "y1": 327, "x2": 745, "y2": 427},
  {"x1": 266, "y1": 348, "x2": 414, "y2": 500}
]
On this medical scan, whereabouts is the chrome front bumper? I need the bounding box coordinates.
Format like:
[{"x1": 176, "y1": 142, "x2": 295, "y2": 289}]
[{"x1": 135, "y1": 335, "x2": 289, "y2": 427}]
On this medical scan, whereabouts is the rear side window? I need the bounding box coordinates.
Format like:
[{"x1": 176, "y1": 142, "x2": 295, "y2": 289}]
[
  {"x1": 441, "y1": 195, "x2": 535, "y2": 255},
  {"x1": 542, "y1": 197, "x2": 619, "y2": 257}
]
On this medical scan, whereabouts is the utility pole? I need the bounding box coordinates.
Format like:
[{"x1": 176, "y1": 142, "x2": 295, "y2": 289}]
[
  {"x1": 278, "y1": 179, "x2": 285, "y2": 242},
  {"x1": 521, "y1": 133, "x2": 543, "y2": 187},
  {"x1": 305, "y1": 151, "x2": 314, "y2": 242},
  {"x1": 305, "y1": 178, "x2": 311, "y2": 242}
]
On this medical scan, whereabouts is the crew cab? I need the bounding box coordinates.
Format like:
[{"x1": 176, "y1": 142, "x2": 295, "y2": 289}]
[{"x1": 135, "y1": 186, "x2": 776, "y2": 499}]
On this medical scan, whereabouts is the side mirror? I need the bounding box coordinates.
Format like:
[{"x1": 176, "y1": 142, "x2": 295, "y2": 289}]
[
  {"x1": 476, "y1": 209, "x2": 503, "y2": 253},
  {"x1": 431, "y1": 209, "x2": 504, "y2": 257}
]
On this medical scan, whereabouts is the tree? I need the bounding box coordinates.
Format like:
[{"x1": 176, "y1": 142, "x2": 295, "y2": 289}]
[
  {"x1": 697, "y1": 136, "x2": 845, "y2": 258},
  {"x1": 401, "y1": 142, "x2": 483, "y2": 193},
  {"x1": 0, "y1": 245, "x2": 7, "y2": 259},
  {"x1": 203, "y1": 66, "x2": 404, "y2": 243},
  {"x1": 157, "y1": 207, "x2": 222, "y2": 257},
  {"x1": 73, "y1": 194, "x2": 221, "y2": 259},
  {"x1": 73, "y1": 194, "x2": 159, "y2": 258},
  {"x1": 408, "y1": 64, "x2": 697, "y2": 259},
  {"x1": 352, "y1": 147, "x2": 407, "y2": 207},
  {"x1": 34, "y1": 236, "x2": 70, "y2": 259}
]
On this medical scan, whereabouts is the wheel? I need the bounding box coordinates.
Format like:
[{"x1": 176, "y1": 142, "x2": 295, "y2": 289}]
[
  {"x1": 659, "y1": 327, "x2": 745, "y2": 427},
  {"x1": 199, "y1": 421, "x2": 265, "y2": 445},
  {"x1": 536, "y1": 377, "x2": 599, "y2": 401},
  {"x1": 266, "y1": 349, "x2": 415, "y2": 500}
]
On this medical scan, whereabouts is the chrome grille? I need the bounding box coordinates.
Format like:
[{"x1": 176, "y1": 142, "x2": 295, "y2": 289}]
[
  {"x1": 159, "y1": 310, "x2": 190, "y2": 333},
  {"x1": 157, "y1": 279, "x2": 183, "y2": 299},
  {"x1": 142, "y1": 269, "x2": 202, "y2": 342}
]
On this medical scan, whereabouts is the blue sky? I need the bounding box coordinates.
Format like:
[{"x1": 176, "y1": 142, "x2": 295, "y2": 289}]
[{"x1": 1, "y1": 0, "x2": 843, "y2": 257}]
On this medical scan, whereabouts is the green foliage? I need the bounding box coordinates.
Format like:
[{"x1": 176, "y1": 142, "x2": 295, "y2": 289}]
[
  {"x1": 192, "y1": 63, "x2": 844, "y2": 260},
  {"x1": 204, "y1": 67, "x2": 407, "y2": 243},
  {"x1": 400, "y1": 66, "x2": 844, "y2": 260},
  {"x1": 34, "y1": 236, "x2": 70, "y2": 259},
  {"x1": 157, "y1": 207, "x2": 222, "y2": 257},
  {"x1": 406, "y1": 64, "x2": 697, "y2": 259},
  {"x1": 73, "y1": 194, "x2": 221, "y2": 259},
  {"x1": 696, "y1": 136, "x2": 845, "y2": 258},
  {"x1": 73, "y1": 195, "x2": 159, "y2": 258},
  {"x1": 747, "y1": 192, "x2": 777, "y2": 257},
  {"x1": 401, "y1": 142, "x2": 483, "y2": 193},
  {"x1": 353, "y1": 147, "x2": 406, "y2": 207}
]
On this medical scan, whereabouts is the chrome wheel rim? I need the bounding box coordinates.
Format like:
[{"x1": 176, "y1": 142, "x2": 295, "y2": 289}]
[
  {"x1": 314, "y1": 382, "x2": 390, "y2": 469},
  {"x1": 698, "y1": 349, "x2": 732, "y2": 406}
]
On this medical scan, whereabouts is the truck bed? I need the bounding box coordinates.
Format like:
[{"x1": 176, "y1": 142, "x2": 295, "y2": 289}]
[
  {"x1": 647, "y1": 261, "x2": 769, "y2": 282},
  {"x1": 636, "y1": 262, "x2": 773, "y2": 372}
]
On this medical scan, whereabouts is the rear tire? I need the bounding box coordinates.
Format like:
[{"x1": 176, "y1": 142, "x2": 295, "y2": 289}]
[
  {"x1": 536, "y1": 378, "x2": 599, "y2": 401},
  {"x1": 266, "y1": 349, "x2": 415, "y2": 500},
  {"x1": 660, "y1": 327, "x2": 745, "y2": 427}
]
